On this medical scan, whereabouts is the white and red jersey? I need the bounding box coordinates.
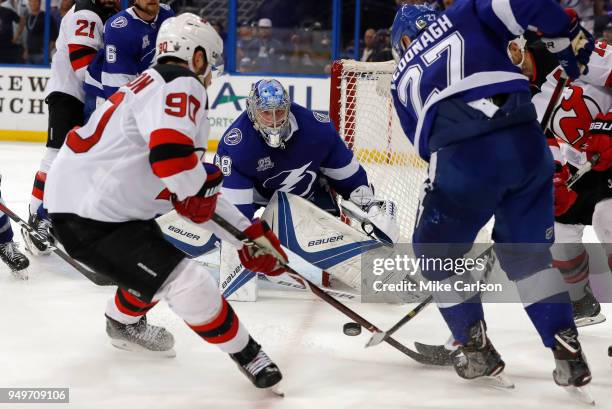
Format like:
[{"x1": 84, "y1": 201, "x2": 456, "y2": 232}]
[
  {"x1": 46, "y1": 0, "x2": 114, "y2": 101},
  {"x1": 533, "y1": 41, "x2": 612, "y2": 168},
  {"x1": 45, "y1": 65, "x2": 251, "y2": 244}
]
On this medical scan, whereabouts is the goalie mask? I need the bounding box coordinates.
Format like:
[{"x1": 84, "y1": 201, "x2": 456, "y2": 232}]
[
  {"x1": 391, "y1": 4, "x2": 439, "y2": 63},
  {"x1": 246, "y1": 79, "x2": 292, "y2": 148}
]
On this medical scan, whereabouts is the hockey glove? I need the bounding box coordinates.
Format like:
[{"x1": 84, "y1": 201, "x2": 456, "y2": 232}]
[
  {"x1": 541, "y1": 8, "x2": 594, "y2": 79},
  {"x1": 348, "y1": 185, "x2": 400, "y2": 245},
  {"x1": 172, "y1": 163, "x2": 223, "y2": 224},
  {"x1": 553, "y1": 164, "x2": 578, "y2": 216},
  {"x1": 238, "y1": 220, "x2": 288, "y2": 276},
  {"x1": 582, "y1": 112, "x2": 612, "y2": 172}
]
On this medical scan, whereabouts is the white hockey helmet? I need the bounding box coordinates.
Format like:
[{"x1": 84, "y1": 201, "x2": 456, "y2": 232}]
[{"x1": 155, "y1": 13, "x2": 224, "y2": 78}]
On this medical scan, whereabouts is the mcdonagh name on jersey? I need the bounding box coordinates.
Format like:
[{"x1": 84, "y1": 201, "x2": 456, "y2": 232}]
[{"x1": 395, "y1": 15, "x2": 454, "y2": 70}]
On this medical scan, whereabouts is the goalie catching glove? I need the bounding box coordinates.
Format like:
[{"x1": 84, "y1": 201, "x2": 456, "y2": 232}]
[
  {"x1": 172, "y1": 163, "x2": 223, "y2": 223},
  {"x1": 238, "y1": 220, "x2": 288, "y2": 276},
  {"x1": 582, "y1": 112, "x2": 612, "y2": 172},
  {"x1": 541, "y1": 8, "x2": 594, "y2": 79},
  {"x1": 344, "y1": 185, "x2": 400, "y2": 245}
]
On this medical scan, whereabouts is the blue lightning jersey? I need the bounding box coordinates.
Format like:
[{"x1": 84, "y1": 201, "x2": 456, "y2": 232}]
[
  {"x1": 391, "y1": 0, "x2": 572, "y2": 161},
  {"x1": 99, "y1": 4, "x2": 174, "y2": 98},
  {"x1": 214, "y1": 103, "x2": 369, "y2": 220}
]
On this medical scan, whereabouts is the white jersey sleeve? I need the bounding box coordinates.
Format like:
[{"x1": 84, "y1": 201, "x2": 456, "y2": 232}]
[
  {"x1": 132, "y1": 74, "x2": 210, "y2": 201},
  {"x1": 47, "y1": 6, "x2": 105, "y2": 100},
  {"x1": 579, "y1": 40, "x2": 612, "y2": 88}
]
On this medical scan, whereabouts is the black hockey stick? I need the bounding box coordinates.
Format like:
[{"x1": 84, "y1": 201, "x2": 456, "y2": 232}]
[
  {"x1": 541, "y1": 72, "x2": 570, "y2": 133},
  {"x1": 364, "y1": 245, "x2": 496, "y2": 350},
  {"x1": 365, "y1": 294, "x2": 433, "y2": 348},
  {"x1": 0, "y1": 202, "x2": 116, "y2": 286},
  {"x1": 567, "y1": 153, "x2": 600, "y2": 188},
  {"x1": 211, "y1": 213, "x2": 437, "y2": 364}
]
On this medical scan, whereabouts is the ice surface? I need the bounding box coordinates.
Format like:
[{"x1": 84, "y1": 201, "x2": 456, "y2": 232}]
[{"x1": 1, "y1": 142, "x2": 611, "y2": 409}]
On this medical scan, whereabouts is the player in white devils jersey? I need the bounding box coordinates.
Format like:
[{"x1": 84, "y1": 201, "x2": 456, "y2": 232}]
[
  {"x1": 23, "y1": 0, "x2": 119, "y2": 256},
  {"x1": 44, "y1": 14, "x2": 286, "y2": 392},
  {"x1": 531, "y1": 39, "x2": 612, "y2": 326}
]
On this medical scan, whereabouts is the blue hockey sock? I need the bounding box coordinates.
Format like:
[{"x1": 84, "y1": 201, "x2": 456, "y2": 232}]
[
  {"x1": 0, "y1": 214, "x2": 14, "y2": 244},
  {"x1": 523, "y1": 292, "x2": 575, "y2": 348},
  {"x1": 437, "y1": 294, "x2": 485, "y2": 345}
]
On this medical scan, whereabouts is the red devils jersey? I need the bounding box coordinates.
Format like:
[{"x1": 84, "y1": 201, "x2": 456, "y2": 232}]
[
  {"x1": 45, "y1": 65, "x2": 251, "y2": 244},
  {"x1": 534, "y1": 41, "x2": 612, "y2": 167},
  {"x1": 46, "y1": 0, "x2": 116, "y2": 101}
]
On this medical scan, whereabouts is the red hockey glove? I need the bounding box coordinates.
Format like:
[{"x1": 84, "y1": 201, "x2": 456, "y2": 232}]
[
  {"x1": 553, "y1": 164, "x2": 578, "y2": 216},
  {"x1": 582, "y1": 112, "x2": 612, "y2": 172},
  {"x1": 172, "y1": 163, "x2": 223, "y2": 224},
  {"x1": 238, "y1": 220, "x2": 288, "y2": 276}
]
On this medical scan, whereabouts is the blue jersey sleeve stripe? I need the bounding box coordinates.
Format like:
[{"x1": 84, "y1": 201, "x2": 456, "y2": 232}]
[
  {"x1": 320, "y1": 157, "x2": 361, "y2": 180},
  {"x1": 102, "y1": 72, "x2": 133, "y2": 88},
  {"x1": 221, "y1": 187, "x2": 254, "y2": 205},
  {"x1": 491, "y1": 0, "x2": 524, "y2": 35}
]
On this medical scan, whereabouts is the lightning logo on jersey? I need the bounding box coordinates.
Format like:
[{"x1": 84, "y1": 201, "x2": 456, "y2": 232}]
[{"x1": 263, "y1": 163, "x2": 317, "y2": 196}]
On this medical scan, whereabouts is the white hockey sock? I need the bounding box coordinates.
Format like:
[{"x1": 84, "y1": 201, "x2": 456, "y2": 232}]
[{"x1": 155, "y1": 259, "x2": 250, "y2": 354}]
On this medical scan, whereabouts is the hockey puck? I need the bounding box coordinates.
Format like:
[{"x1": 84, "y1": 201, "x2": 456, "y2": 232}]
[
  {"x1": 608, "y1": 345, "x2": 612, "y2": 357},
  {"x1": 343, "y1": 322, "x2": 361, "y2": 336}
]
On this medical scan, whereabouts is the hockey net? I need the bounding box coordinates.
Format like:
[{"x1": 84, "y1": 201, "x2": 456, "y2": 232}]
[{"x1": 330, "y1": 60, "x2": 427, "y2": 241}]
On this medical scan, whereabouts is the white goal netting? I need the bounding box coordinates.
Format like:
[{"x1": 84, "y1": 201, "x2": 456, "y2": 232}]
[{"x1": 330, "y1": 60, "x2": 428, "y2": 241}]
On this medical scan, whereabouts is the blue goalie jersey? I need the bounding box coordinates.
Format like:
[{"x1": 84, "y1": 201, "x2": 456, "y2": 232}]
[
  {"x1": 391, "y1": 0, "x2": 572, "y2": 161},
  {"x1": 214, "y1": 103, "x2": 369, "y2": 220}
]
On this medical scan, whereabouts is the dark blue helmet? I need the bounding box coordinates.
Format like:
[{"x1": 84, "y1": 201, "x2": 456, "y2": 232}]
[{"x1": 391, "y1": 4, "x2": 439, "y2": 62}]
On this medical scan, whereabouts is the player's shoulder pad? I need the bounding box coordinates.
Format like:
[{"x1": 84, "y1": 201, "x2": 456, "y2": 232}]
[
  {"x1": 152, "y1": 64, "x2": 200, "y2": 84},
  {"x1": 218, "y1": 113, "x2": 256, "y2": 152},
  {"x1": 109, "y1": 13, "x2": 129, "y2": 29},
  {"x1": 290, "y1": 102, "x2": 331, "y2": 124},
  {"x1": 159, "y1": 3, "x2": 174, "y2": 14}
]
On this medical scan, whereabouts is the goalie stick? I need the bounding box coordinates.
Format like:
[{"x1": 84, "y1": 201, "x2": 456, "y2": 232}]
[
  {"x1": 210, "y1": 212, "x2": 439, "y2": 365},
  {"x1": 0, "y1": 202, "x2": 116, "y2": 286}
]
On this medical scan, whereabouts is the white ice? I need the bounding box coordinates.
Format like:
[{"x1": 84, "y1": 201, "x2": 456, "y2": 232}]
[{"x1": 1, "y1": 142, "x2": 611, "y2": 409}]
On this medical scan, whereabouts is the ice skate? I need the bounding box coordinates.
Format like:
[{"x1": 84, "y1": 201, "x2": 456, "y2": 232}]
[
  {"x1": 552, "y1": 327, "x2": 594, "y2": 405},
  {"x1": 451, "y1": 321, "x2": 514, "y2": 389},
  {"x1": 22, "y1": 214, "x2": 54, "y2": 255},
  {"x1": 229, "y1": 336, "x2": 283, "y2": 396},
  {"x1": 572, "y1": 285, "x2": 605, "y2": 327},
  {"x1": 106, "y1": 315, "x2": 176, "y2": 357},
  {"x1": 0, "y1": 241, "x2": 29, "y2": 280}
]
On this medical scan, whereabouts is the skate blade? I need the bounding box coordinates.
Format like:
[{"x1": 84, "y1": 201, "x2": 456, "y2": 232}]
[
  {"x1": 472, "y1": 373, "x2": 515, "y2": 390},
  {"x1": 10, "y1": 268, "x2": 28, "y2": 280},
  {"x1": 562, "y1": 385, "x2": 595, "y2": 406},
  {"x1": 110, "y1": 339, "x2": 176, "y2": 358},
  {"x1": 575, "y1": 314, "x2": 606, "y2": 328},
  {"x1": 267, "y1": 384, "x2": 284, "y2": 398}
]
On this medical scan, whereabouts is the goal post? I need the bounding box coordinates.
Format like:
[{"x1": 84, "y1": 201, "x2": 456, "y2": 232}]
[{"x1": 330, "y1": 59, "x2": 428, "y2": 241}]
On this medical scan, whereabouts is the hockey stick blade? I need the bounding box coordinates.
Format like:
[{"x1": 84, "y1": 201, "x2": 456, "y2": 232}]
[
  {"x1": 0, "y1": 202, "x2": 116, "y2": 286},
  {"x1": 365, "y1": 295, "x2": 433, "y2": 348},
  {"x1": 210, "y1": 213, "x2": 436, "y2": 364},
  {"x1": 365, "y1": 246, "x2": 496, "y2": 350},
  {"x1": 413, "y1": 342, "x2": 454, "y2": 366}
]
